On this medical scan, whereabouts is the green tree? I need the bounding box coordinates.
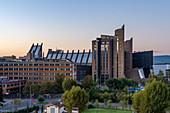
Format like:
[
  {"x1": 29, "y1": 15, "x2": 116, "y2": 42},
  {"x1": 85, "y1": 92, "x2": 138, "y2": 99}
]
[
  {"x1": 39, "y1": 81, "x2": 53, "y2": 94},
  {"x1": 120, "y1": 99, "x2": 128, "y2": 110},
  {"x1": 82, "y1": 75, "x2": 94, "y2": 89},
  {"x1": 53, "y1": 73, "x2": 65, "y2": 93},
  {"x1": 147, "y1": 72, "x2": 156, "y2": 83},
  {"x1": 95, "y1": 99, "x2": 99, "y2": 108},
  {"x1": 157, "y1": 70, "x2": 166, "y2": 82},
  {"x1": 107, "y1": 100, "x2": 112, "y2": 109},
  {"x1": 0, "y1": 82, "x2": 3, "y2": 102},
  {"x1": 23, "y1": 82, "x2": 31, "y2": 94},
  {"x1": 102, "y1": 92, "x2": 111, "y2": 103},
  {"x1": 132, "y1": 91, "x2": 143, "y2": 113},
  {"x1": 38, "y1": 96, "x2": 44, "y2": 102},
  {"x1": 62, "y1": 78, "x2": 77, "y2": 91},
  {"x1": 31, "y1": 83, "x2": 40, "y2": 94},
  {"x1": 62, "y1": 86, "x2": 89, "y2": 113},
  {"x1": 106, "y1": 78, "x2": 121, "y2": 90},
  {"x1": 87, "y1": 86, "x2": 100, "y2": 101},
  {"x1": 142, "y1": 79, "x2": 169, "y2": 113},
  {"x1": 133, "y1": 79, "x2": 170, "y2": 113}
]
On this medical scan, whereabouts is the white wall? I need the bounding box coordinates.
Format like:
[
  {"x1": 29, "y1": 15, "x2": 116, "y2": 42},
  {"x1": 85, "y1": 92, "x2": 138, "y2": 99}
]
[{"x1": 153, "y1": 64, "x2": 170, "y2": 76}]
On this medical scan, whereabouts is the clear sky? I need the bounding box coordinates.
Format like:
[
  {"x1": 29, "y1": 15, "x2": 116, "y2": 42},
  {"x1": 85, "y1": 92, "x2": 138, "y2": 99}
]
[{"x1": 0, "y1": 0, "x2": 170, "y2": 57}]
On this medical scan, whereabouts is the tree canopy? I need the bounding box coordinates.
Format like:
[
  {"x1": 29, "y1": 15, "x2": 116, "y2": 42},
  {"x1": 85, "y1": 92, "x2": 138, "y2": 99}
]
[
  {"x1": 106, "y1": 78, "x2": 137, "y2": 90},
  {"x1": 133, "y1": 79, "x2": 170, "y2": 113},
  {"x1": 62, "y1": 86, "x2": 89, "y2": 113},
  {"x1": 82, "y1": 75, "x2": 94, "y2": 89},
  {"x1": 62, "y1": 78, "x2": 77, "y2": 91}
]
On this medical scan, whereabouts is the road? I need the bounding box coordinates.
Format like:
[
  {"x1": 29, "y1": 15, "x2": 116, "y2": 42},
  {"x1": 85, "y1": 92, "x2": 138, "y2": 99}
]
[{"x1": 0, "y1": 98, "x2": 62, "y2": 112}]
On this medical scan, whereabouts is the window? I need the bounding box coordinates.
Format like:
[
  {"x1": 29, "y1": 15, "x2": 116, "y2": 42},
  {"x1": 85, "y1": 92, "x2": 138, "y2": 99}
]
[
  {"x1": 55, "y1": 64, "x2": 59, "y2": 66},
  {"x1": 50, "y1": 68, "x2": 54, "y2": 71},
  {"x1": 19, "y1": 64, "x2": 23, "y2": 66},
  {"x1": 39, "y1": 64, "x2": 43, "y2": 66},
  {"x1": 19, "y1": 68, "x2": 23, "y2": 70},
  {"x1": 14, "y1": 68, "x2": 18, "y2": 70},
  {"x1": 57, "y1": 53, "x2": 61, "y2": 59},
  {"x1": 82, "y1": 53, "x2": 88, "y2": 63},
  {"x1": 45, "y1": 64, "x2": 49, "y2": 66},
  {"x1": 71, "y1": 53, "x2": 77, "y2": 62},
  {"x1": 9, "y1": 64, "x2": 13, "y2": 66},
  {"x1": 66, "y1": 64, "x2": 70, "y2": 66},
  {"x1": 14, "y1": 64, "x2": 18, "y2": 66},
  {"x1": 45, "y1": 68, "x2": 49, "y2": 71},
  {"x1": 76, "y1": 53, "x2": 83, "y2": 63},
  {"x1": 66, "y1": 73, "x2": 70, "y2": 75},
  {"x1": 66, "y1": 68, "x2": 70, "y2": 71},
  {"x1": 52, "y1": 53, "x2": 57, "y2": 59},
  {"x1": 61, "y1": 64, "x2": 65, "y2": 66},
  {"x1": 50, "y1": 64, "x2": 54, "y2": 66},
  {"x1": 50, "y1": 108, "x2": 55, "y2": 113},
  {"x1": 62, "y1": 53, "x2": 66, "y2": 59},
  {"x1": 24, "y1": 64, "x2": 28, "y2": 66},
  {"x1": 67, "y1": 53, "x2": 72, "y2": 59}
]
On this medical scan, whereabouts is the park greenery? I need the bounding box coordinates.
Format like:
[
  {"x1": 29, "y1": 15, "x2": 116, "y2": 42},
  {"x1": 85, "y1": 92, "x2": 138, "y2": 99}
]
[
  {"x1": 62, "y1": 86, "x2": 89, "y2": 113},
  {"x1": 23, "y1": 73, "x2": 65, "y2": 94},
  {"x1": 132, "y1": 79, "x2": 170, "y2": 113},
  {"x1": 21, "y1": 70, "x2": 170, "y2": 112},
  {"x1": 82, "y1": 75, "x2": 94, "y2": 89},
  {"x1": 62, "y1": 77, "x2": 77, "y2": 91}
]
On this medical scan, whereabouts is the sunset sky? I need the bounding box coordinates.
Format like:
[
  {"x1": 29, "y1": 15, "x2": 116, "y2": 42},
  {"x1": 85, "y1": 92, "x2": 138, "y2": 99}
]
[{"x1": 0, "y1": 0, "x2": 170, "y2": 57}]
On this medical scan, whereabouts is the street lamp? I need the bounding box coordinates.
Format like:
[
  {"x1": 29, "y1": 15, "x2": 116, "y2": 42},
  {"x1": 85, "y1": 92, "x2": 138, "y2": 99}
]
[
  {"x1": 30, "y1": 85, "x2": 31, "y2": 107},
  {"x1": 32, "y1": 51, "x2": 34, "y2": 84}
]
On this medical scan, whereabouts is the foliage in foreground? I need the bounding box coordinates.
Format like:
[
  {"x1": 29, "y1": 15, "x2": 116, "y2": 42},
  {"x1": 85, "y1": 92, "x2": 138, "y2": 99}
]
[
  {"x1": 62, "y1": 86, "x2": 89, "y2": 113},
  {"x1": 132, "y1": 79, "x2": 170, "y2": 113}
]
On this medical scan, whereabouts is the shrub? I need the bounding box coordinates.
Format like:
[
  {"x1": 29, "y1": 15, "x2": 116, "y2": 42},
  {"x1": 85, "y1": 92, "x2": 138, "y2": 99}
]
[
  {"x1": 38, "y1": 96, "x2": 44, "y2": 102},
  {"x1": 87, "y1": 104, "x2": 95, "y2": 108}
]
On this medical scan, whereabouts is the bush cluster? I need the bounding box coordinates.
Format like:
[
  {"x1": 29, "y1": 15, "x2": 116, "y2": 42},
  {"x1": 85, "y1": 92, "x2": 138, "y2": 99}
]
[{"x1": 8, "y1": 105, "x2": 39, "y2": 113}]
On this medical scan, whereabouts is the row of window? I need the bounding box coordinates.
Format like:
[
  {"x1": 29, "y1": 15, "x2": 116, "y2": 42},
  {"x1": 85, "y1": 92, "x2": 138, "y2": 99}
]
[
  {"x1": 0, "y1": 63, "x2": 71, "y2": 67},
  {"x1": 0, "y1": 72, "x2": 71, "y2": 76},
  {"x1": 0, "y1": 68, "x2": 72, "y2": 71},
  {"x1": 8, "y1": 77, "x2": 55, "y2": 81},
  {"x1": 1, "y1": 82, "x2": 26, "y2": 88}
]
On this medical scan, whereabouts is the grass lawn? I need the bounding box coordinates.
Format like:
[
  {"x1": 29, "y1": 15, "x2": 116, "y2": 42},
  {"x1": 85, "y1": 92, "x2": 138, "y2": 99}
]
[{"x1": 82, "y1": 108, "x2": 133, "y2": 113}]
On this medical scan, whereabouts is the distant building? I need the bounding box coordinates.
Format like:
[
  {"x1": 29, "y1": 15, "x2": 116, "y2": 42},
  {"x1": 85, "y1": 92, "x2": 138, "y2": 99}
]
[
  {"x1": 133, "y1": 51, "x2": 153, "y2": 78},
  {"x1": 153, "y1": 64, "x2": 170, "y2": 76},
  {"x1": 44, "y1": 101, "x2": 79, "y2": 113},
  {"x1": 0, "y1": 77, "x2": 26, "y2": 94},
  {"x1": 19, "y1": 43, "x2": 43, "y2": 60},
  {"x1": 0, "y1": 60, "x2": 75, "y2": 84},
  {"x1": 92, "y1": 25, "x2": 134, "y2": 83},
  {"x1": 46, "y1": 49, "x2": 92, "y2": 81}
]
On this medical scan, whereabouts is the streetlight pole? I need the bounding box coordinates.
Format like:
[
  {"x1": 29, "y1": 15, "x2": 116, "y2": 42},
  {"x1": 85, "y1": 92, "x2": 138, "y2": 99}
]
[
  {"x1": 19, "y1": 82, "x2": 21, "y2": 99},
  {"x1": 30, "y1": 85, "x2": 31, "y2": 107},
  {"x1": 32, "y1": 52, "x2": 34, "y2": 84}
]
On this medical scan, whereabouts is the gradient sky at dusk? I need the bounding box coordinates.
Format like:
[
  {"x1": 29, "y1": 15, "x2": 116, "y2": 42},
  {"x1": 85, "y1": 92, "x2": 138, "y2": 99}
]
[{"x1": 0, "y1": 0, "x2": 170, "y2": 57}]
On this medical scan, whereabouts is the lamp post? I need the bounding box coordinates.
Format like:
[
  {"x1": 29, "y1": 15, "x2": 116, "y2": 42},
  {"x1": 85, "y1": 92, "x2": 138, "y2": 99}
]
[
  {"x1": 30, "y1": 85, "x2": 31, "y2": 107},
  {"x1": 19, "y1": 82, "x2": 21, "y2": 99},
  {"x1": 32, "y1": 52, "x2": 34, "y2": 84}
]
